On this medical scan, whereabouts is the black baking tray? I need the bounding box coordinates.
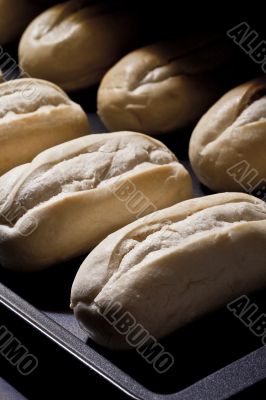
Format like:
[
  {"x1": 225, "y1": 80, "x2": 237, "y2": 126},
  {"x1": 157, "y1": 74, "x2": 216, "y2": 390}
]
[
  {"x1": 1, "y1": 12, "x2": 266, "y2": 398},
  {"x1": 1, "y1": 111, "x2": 266, "y2": 399}
]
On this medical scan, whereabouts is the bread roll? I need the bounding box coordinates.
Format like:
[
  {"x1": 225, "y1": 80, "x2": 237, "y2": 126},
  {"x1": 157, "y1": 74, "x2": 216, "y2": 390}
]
[
  {"x1": 0, "y1": 131, "x2": 192, "y2": 271},
  {"x1": 19, "y1": 0, "x2": 143, "y2": 91},
  {"x1": 97, "y1": 36, "x2": 236, "y2": 134},
  {"x1": 71, "y1": 193, "x2": 266, "y2": 349},
  {"x1": 0, "y1": 69, "x2": 4, "y2": 83},
  {"x1": 0, "y1": 78, "x2": 89, "y2": 176},
  {"x1": 189, "y1": 76, "x2": 266, "y2": 192},
  {"x1": 0, "y1": 0, "x2": 42, "y2": 44}
]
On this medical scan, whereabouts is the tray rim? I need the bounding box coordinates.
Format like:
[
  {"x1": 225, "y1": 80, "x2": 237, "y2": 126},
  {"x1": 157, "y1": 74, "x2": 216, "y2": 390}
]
[{"x1": 1, "y1": 281, "x2": 266, "y2": 400}]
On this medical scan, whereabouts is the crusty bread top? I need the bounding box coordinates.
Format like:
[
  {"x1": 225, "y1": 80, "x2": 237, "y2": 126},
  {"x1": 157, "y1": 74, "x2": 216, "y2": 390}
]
[
  {"x1": 188, "y1": 76, "x2": 266, "y2": 191},
  {"x1": 0, "y1": 164, "x2": 28, "y2": 209},
  {"x1": 99, "y1": 35, "x2": 234, "y2": 92},
  {"x1": 0, "y1": 78, "x2": 73, "y2": 120},
  {"x1": 0, "y1": 132, "x2": 178, "y2": 226},
  {"x1": 19, "y1": 0, "x2": 140, "y2": 90},
  {"x1": 71, "y1": 192, "x2": 266, "y2": 307},
  {"x1": 104, "y1": 201, "x2": 266, "y2": 281},
  {"x1": 27, "y1": 1, "x2": 120, "y2": 42},
  {"x1": 190, "y1": 76, "x2": 266, "y2": 148}
]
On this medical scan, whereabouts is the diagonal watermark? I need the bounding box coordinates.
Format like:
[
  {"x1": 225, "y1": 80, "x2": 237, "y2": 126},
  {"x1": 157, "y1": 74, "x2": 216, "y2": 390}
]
[
  {"x1": 0, "y1": 325, "x2": 38, "y2": 375},
  {"x1": 227, "y1": 295, "x2": 266, "y2": 346},
  {"x1": 95, "y1": 300, "x2": 175, "y2": 374},
  {"x1": 227, "y1": 160, "x2": 266, "y2": 201},
  {"x1": 227, "y1": 22, "x2": 266, "y2": 73}
]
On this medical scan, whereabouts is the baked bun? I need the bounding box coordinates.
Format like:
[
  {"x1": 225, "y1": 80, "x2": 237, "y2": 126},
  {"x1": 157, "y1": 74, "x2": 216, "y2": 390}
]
[
  {"x1": 19, "y1": 0, "x2": 142, "y2": 91},
  {"x1": 97, "y1": 36, "x2": 236, "y2": 134},
  {"x1": 71, "y1": 193, "x2": 266, "y2": 349},
  {"x1": 0, "y1": 78, "x2": 89, "y2": 176},
  {"x1": 189, "y1": 76, "x2": 266, "y2": 192},
  {"x1": 0, "y1": 131, "x2": 192, "y2": 271}
]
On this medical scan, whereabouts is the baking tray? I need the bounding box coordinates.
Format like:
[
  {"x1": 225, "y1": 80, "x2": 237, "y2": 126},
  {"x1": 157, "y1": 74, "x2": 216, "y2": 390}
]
[
  {"x1": 1, "y1": 108, "x2": 266, "y2": 399},
  {"x1": 1, "y1": 28, "x2": 266, "y2": 398}
]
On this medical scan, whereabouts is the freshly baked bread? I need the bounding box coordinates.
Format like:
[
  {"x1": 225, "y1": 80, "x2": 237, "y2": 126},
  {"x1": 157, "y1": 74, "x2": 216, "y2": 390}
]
[
  {"x1": 0, "y1": 132, "x2": 192, "y2": 271},
  {"x1": 19, "y1": 0, "x2": 142, "y2": 91},
  {"x1": 0, "y1": 78, "x2": 89, "y2": 177},
  {"x1": 71, "y1": 193, "x2": 266, "y2": 349},
  {"x1": 0, "y1": 69, "x2": 4, "y2": 83},
  {"x1": 0, "y1": 0, "x2": 42, "y2": 44},
  {"x1": 97, "y1": 36, "x2": 236, "y2": 134},
  {"x1": 189, "y1": 76, "x2": 266, "y2": 192}
]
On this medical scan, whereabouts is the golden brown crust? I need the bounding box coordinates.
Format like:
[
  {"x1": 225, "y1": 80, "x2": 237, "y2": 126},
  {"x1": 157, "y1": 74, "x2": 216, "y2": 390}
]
[
  {"x1": 0, "y1": 78, "x2": 90, "y2": 176},
  {"x1": 97, "y1": 36, "x2": 235, "y2": 134},
  {"x1": 189, "y1": 76, "x2": 266, "y2": 192},
  {"x1": 0, "y1": 131, "x2": 192, "y2": 271},
  {"x1": 71, "y1": 193, "x2": 266, "y2": 349},
  {"x1": 19, "y1": 0, "x2": 142, "y2": 91}
]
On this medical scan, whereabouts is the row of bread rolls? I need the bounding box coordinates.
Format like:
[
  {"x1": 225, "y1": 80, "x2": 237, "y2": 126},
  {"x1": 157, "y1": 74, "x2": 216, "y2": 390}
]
[
  {"x1": 2, "y1": 132, "x2": 265, "y2": 352},
  {"x1": 1, "y1": 75, "x2": 264, "y2": 194},
  {"x1": 0, "y1": 0, "x2": 250, "y2": 98},
  {"x1": 11, "y1": 0, "x2": 266, "y2": 194},
  {"x1": 65, "y1": 68, "x2": 266, "y2": 348},
  {"x1": 98, "y1": 48, "x2": 266, "y2": 192},
  {"x1": 1, "y1": 128, "x2": 265, "y2": 351},
  {"x1": 0, "y1": 0, "x2": 194, "y2": 273},
  {"x1": 72, "y1": 33, "x2": 266, "y2": 347},
  {"x1": 0, "y1": 0, "x2": 265, "y2": 351},
  {"x1": 0, "y1": 84, "x2": 265, "y2": 351}
]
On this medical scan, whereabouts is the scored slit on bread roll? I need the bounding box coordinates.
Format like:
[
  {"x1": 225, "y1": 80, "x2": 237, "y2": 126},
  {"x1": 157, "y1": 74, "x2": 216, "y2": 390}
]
[
  {"x1": 0, "y1": 131, "x2": 192, "y2": 271},
  {"x1": 97, "y1": 35, "x2": 238, "y2": 134},
  {"x1": 19, "y1": 0, "x2": 145, "y2": 91},
  {"x1": 71, "y1": 193, "x2": 266, "y2": 349},
  {"x1": 0, "y1": 78, "x2": 89, "y2": 177},
  {"x1": 189, "y1": 76, "x2": 266, "y2": 192}
]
